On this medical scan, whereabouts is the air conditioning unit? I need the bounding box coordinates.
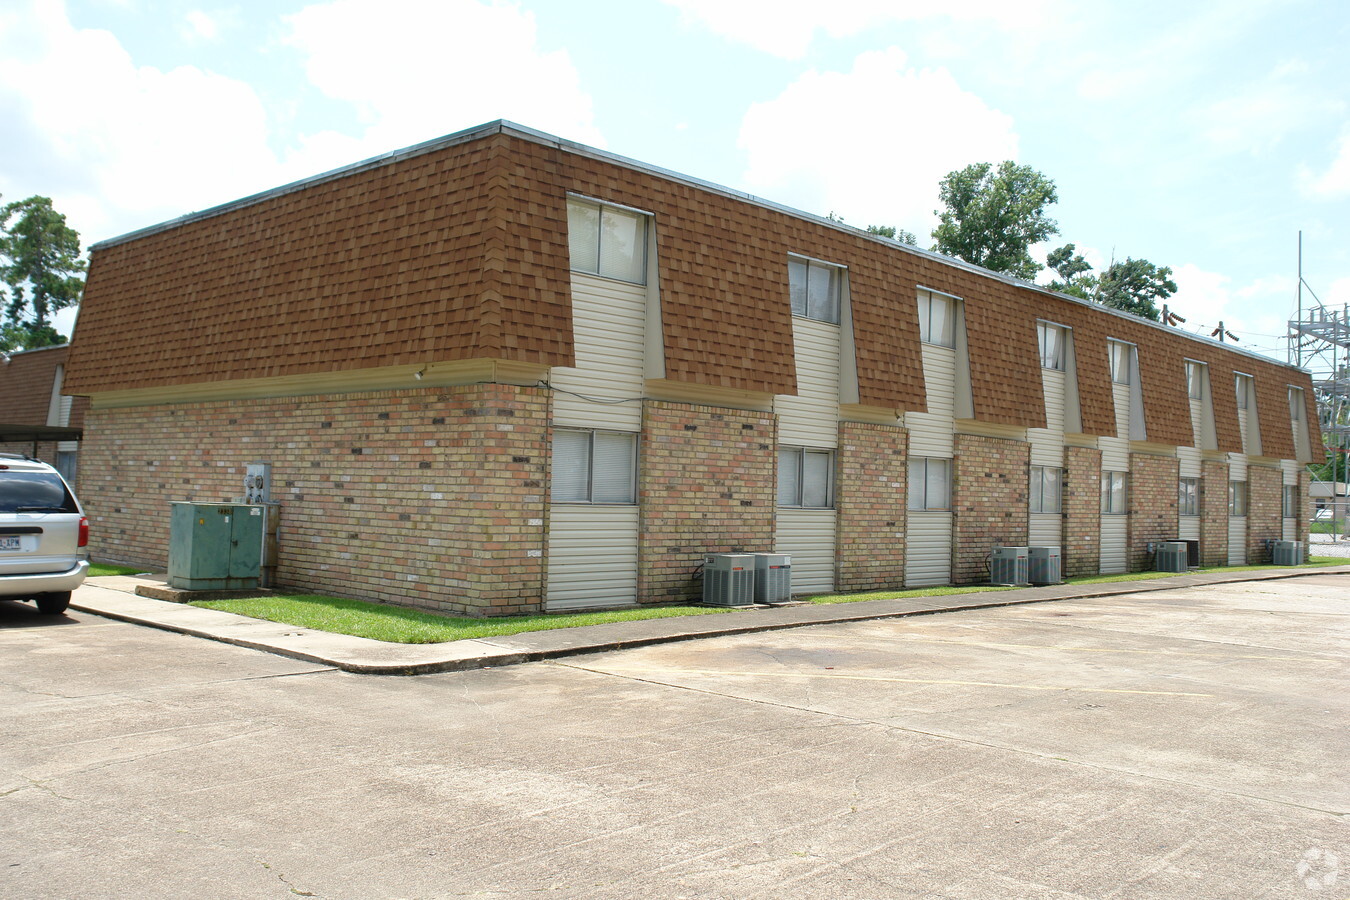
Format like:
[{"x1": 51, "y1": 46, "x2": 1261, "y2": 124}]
[
  {"x1": 1272, "y1": 540, "x2": 1304, "y2": 566},
  {"x1": 1028, "y1": 546, "x2": 1061, "y2": 585},
  {"x1": 753, "y1": 553, "x2": 792, "y2": 603},
  {"x1": 703, "y1": 554, "x2": 756, "y2": 606},
  {"x1": 1156, "y1": 541, "x2": 1189, "y2": 573},
  {"x1": 990, "y1": 546, "x2": 1030, "y2": 586}
]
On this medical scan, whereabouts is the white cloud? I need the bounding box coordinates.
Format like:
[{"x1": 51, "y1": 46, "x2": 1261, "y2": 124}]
[
  {"x1": 660, "y1": 0, "x2": 1053, "y2": 59},
  {"x1": 281, "y1": 0, "x2": 602, "y2": 167},
  {"x1": 1170, "y1": 263, "x2": 1293, "y2": 358},
  {"x1": 738, "y1": 48, "x2": 1019, "y2": 237},
  {"x1": 182, "y1": 10, "x2": 221, "y2": 41},
  {"x1": 1298, "y1": 131, "x2": 1350, "y2": 199},
  {"x1": 0, "y1": 0, "x2": 278, "y2": 242}
]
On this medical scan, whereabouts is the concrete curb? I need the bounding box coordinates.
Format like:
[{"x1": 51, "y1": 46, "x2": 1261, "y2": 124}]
[{"x1": 71, "y1": 566, "x2": 1350, "y2": 675}]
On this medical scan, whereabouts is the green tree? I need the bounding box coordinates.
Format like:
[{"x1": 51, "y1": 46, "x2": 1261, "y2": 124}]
[
  {"x1": 932, "y1": 161, "x2": 1059, "y2": 280},
  {"x1": 1096, "y1": 257, "x2": 1176, "y2": 322},
  {"x1": 1, "y1": 196, "x2": 86, "y2": 349},
  {"x1": 866, "y1": 224, "x2": 918, "y2": 245}
]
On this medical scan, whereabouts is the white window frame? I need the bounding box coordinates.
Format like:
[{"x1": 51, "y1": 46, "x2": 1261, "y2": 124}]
[
  {"x1": 1101, "y1": 471, "x2": 1129, "y2": 515},
  {"x1": 1186, "y1": 361, "x2": 1205, "y2": 400},
  {"x1": 1036, "y1": 322, "x2": 1067, "y2": 371},
  {"x1": 1029, "y1": 465, "x2": 1063, "y2": 514},
  {"x1": 551, "y1": 428, "x2": 638, "y2": 505},
  {"x1": 917, "y1": 289, "x2": 958, "y2": 348},
  {"x1": 1179, "y1": 477, "x2": 1199, "y2": 517},
  {"x1": 787, "y1": 254, "x2": 843, "y2": 324},
  {"x1": 1228, "y1": 480, "x2": 1248, "y2": 517},
  {"x1": 1108, "y1": 340, "x2": 1133, "y2": 385},
  {"x1": 1235, "y1": 373, "x2": 1252, "y2": 410},
  {"x1": 566, "y1": 196, "x2": 649, "y2": 285},
  {"x1": 907, "y1": 457, "x2": 952, "y2": 511},
  {"x1": 778, "y1": 446, "x2": 835, "y2": 509},
  {"x1": 1282, "y1": 484, "x2": 1298, "y2": 519}
]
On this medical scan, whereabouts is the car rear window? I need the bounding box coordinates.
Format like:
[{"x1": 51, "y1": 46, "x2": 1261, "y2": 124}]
[{"x1": 0, "y1": 471, "x2": 80, "y2": 513}]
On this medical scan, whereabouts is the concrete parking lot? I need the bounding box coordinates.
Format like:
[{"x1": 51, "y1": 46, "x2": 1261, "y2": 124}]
[{"x1": 1, "y1": 573, "x2": 1346, "y2": 899}]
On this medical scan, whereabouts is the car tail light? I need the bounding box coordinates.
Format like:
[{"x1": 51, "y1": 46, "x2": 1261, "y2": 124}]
[{"x1": 78, "y1": 516, "x2": 89, "y2": 547}]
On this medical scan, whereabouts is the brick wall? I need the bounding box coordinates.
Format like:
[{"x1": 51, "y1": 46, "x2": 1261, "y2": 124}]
[
  {"x1": 1128, "y1": 453, "x2": 1179, "y2": 572},
  {"x1": 1064, "y1": 446, "x2": 1101, "y2": 577},
  {"x1": 78, "y1": 384, "x2": 549, "y2": 616},
  {"x1": 952, "y1": 434, "x2": 1029, "y2": 584},
  {"x1": 638, "y1": 400, "x2": 776, "y2": 602},
  {"x1": 1247, "y1": 465, "x2": 1282, "y2": 564},
  {"x1": 836, "y1": 422, "x2": 907, "y2": 591},
  {"x1": 0, "y1": 441, "x2": 58, "y2": 462},
  {"x1": 1200, "y1": 459, "x2": 1230, "y2": 566}
]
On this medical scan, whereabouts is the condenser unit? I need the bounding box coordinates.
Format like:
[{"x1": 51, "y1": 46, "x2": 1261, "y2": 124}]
[
  {"x1": 1028, "y1": 546, "x2": 1061, "y2": 585},
  {"x1": 1156, "y1": 541, "x2": 1189, "y2": 573},
  {"x1": 990, "y1": 546, "x2": 1030, "y2": 586},
  {"x1": 703, "y1": 554, "x2": 756, "y2": 607},
  {"x1": 1272, "y1": 540, "x2": 1304, "y2": 566},
  {"x1": 753, "y1": 553, "x2": 792, "y2": 603}
]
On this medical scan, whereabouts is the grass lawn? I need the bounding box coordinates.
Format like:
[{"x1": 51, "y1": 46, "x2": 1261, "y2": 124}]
[
  {"x1": 184, "y1": 556, "x2": 1344, "y2": 644},
  {"x1": 88, "y1": 563, "x2": 151, "y2": 577},
  {"x1": 190, "y1": 594, "x2": 729, "y2": 644}
]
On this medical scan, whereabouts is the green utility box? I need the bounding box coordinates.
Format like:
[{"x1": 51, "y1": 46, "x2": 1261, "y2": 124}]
[{"x1": 168, "y1": 502, "x2": 265, "y2": 591}]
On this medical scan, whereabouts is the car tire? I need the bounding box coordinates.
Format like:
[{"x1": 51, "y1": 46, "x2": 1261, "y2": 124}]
[{"x1": 35, "y1": 592, "x2": 71, "y2": 615}]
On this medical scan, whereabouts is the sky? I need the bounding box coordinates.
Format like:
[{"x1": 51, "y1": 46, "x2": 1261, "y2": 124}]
[{"x1": 2, "y1": 0, "x2": 1348, "y2": 369}]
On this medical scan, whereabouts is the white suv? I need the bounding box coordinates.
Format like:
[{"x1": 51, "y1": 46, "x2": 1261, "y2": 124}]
[{"x1": 0, "y1": 454, "x2": 89, "y2": 615}]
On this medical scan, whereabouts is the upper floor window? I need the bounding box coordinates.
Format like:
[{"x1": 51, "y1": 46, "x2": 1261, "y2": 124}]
[
  {"x1": 1186, "y1": 361, "x2": 1205, "y2": 400},
  {"x1": 1235, "y1": 373, "x2": 1253, "y2": 410},
  {"x1": 787, "y1": 256, "x2": 842, "y2": 324},
  {"x1": 1101, "y1": 471, "x2": 1129, "y2": 515},
  {"x1": 1179, "y1": 477, "x2": 1199, "y2": 517},
  {"x1": 917, "y1": 290, "x2": 957, "y2": 347},
  {"x1": 778, "y1": 446, "x2": 834, "y2": 508},
  {"x1": 567, "y1": 198, "x2": 648, "y2": 284},
  {"x1": 552, "y1": 428, "x2": 638, "y2": 504},
  {"x1": 1289, "y1": 387, "x2": 1305, "y2": 422},
  {"x1": 908, "y1": 457, "x2": 951, "y2": 511},
  {"x1": 1107, "y1": 340, "x2": 1133, "y2": 385},
  {"x1": 1037, "y1": 322, "x2": 1067, "y2": 370},
  {"x1": 1029, "y1": 465, "x2": 1063, "y2": 514}
]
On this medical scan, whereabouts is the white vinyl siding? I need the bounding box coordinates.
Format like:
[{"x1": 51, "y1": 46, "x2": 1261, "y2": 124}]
[
  {"x1": 1235, "y1": 373, "x2": 1261, "y2": 456},
  {"x1": 1282, "y1": 459, "x2": 1300, "y2": 540},
  {"x1": 776, "y1": 508, "x2": 837, "y2": 594},
  {"x1": 1100, "y1": 470, "x2": 1128, "y2": 574},
  {"x1": 905, "y1": 339, "x2": 956, "y2": 587},
  {"x1": 547, "y1": 268, "x2": 646, "y2": 611},
  {"x1": 1029, "y1": 513, "x2": 1061, "y2": 547},
  {"x1": 1227, "y1": 478, "x2": 1248, "y2": 566},
  {"x1": 1177, "y1": 447, "x2": 1202, "y2": 541},
  {"x1": 906, "y1": 511, "x2": 952, "y2": 587},
  {"x1": 777, "y1": 317, "x2": 841, "y2": 446},
  {"x1": 1028, "y1": 367, "x2": 1065, "y2": 549},
  {"x1": 546, "y1": 506, "x2": 639, "y2": 610}
]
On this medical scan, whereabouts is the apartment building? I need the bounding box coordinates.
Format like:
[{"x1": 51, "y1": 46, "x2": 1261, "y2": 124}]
[{"x1": 64, "y1": 121, "x2": 1320, "y2": 615}]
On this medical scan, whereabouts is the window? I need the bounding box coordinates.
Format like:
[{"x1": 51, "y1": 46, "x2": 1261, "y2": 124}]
[
  {"x1": 1228, "y1": 480, "x2": 1248, "y2": 517},
  {"x1": 1108, "y1": 340, "x2": 1132, "y2": 384},
  {"x1": 907, "y1": 457, "x2": 951, "y2": 511},
  {"x1": 1037, "y1": 322, "x2": 1067, "y2": 370},
  {"x1": 1235, "y1": 373, "x2": 1252, "y2": 410},
  {"x1": 1029, "y1": 465, "x2": 1063, "y2": 514},
  {"x1": 1179, "y1": 477, "x2": 1199, "y2": 517},
  {"x1": 1289, "y1": 387, "x2": 1304, "y2": 423},
  {"x1": 1101, "y1": 471, "x2": 1128, "y2": 515},
  {"x1": 778, "y1": 447, "x2": 834, "y2": 508},
  {"x1": 1186, "y1": 361, "x2": 1204, "y2": 400},
  {"x1": 917, "y1": 290, "x2": 956, "y2": 347},
  {"x1": 1283, "y1": 485, "x2": 1298, "y2": 518},
  {"x1": 788, "y1": 256, "x2": 842, "y2": 323},
  {"x1": 551, "y1": 429, "x2": 637, "y2": 504},
  {"x1": 566, "y1": 198, "x2": 648, "y2": 284}
]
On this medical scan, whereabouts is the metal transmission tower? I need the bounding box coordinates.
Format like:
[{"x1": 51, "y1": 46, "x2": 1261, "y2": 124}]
[{"x1": 1288, "y1": 232, "x2": 1349, "y2": 479}]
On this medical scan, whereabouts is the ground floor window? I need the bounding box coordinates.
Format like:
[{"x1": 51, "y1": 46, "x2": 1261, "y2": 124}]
[
  {"x1": 1282, "y1": 484, "x2": 1298, "y2": 518},
  {"x1": 778, "y1": 446, "x2": 834, "y2": 508},
  {"x1": 552, "y1": 429, "x2": 637, "y2": 504},
  {"x1": 1179, "y1": 477, "x2": 1199, "y2": 517},
  {"x1": 908, "y1": 457, "x2": 951, "y2": 511},
  {"x1": 1029, "y1": 465, "x2": 1062, "y2": 514},
  {"x1": 1228, "y1": 480, "x2": 1248, "y2": 517},
  {"x1": 1101, "y1": 471, "x2": 1128, "y2": 514}
]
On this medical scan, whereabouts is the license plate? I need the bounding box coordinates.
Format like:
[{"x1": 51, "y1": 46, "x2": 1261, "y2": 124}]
[{"x1": 0, "y1": 537, "x2": 20, "y2": 551}]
